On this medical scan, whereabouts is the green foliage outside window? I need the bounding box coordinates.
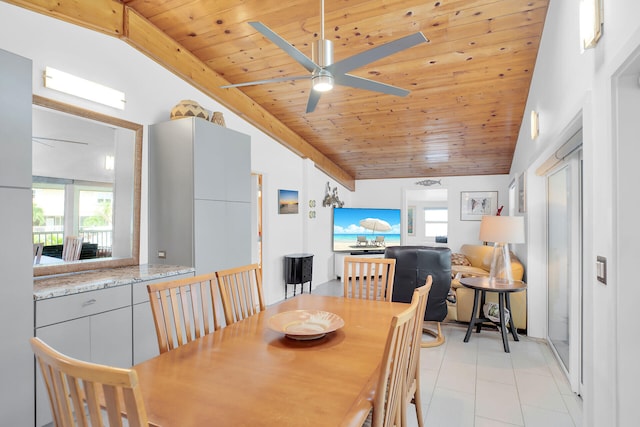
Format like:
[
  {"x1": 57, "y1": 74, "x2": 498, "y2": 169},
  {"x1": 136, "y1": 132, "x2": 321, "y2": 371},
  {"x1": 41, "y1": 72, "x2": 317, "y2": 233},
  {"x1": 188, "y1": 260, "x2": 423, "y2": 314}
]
[
  {"x1": 82, "y1": 200, "x2": 113, "y2": 227},
  {"x1": 33, "y1": 204, "x2": 45, "y2": 226}
]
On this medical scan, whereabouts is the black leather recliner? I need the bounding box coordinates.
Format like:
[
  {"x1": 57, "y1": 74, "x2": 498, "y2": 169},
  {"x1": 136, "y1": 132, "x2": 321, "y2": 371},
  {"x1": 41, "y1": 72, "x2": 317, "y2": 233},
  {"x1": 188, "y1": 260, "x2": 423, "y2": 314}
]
[{"x1": 385, "y1": 245, "x2": 452, "y2": 323}]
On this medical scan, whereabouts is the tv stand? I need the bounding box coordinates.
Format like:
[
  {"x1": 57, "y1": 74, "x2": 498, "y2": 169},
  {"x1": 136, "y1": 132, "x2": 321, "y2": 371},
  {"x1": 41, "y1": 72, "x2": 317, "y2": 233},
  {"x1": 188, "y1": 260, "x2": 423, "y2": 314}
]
[{"x1": 349, "y1": 250, "x2": 385, "y2": 255}]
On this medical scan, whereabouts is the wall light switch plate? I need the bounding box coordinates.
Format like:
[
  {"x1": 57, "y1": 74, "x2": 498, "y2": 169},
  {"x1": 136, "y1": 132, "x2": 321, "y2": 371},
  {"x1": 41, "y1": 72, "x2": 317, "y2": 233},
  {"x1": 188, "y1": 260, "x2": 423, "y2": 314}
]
[{"x1": 596, "y1": 256, "x2": 607, "y2": 284}]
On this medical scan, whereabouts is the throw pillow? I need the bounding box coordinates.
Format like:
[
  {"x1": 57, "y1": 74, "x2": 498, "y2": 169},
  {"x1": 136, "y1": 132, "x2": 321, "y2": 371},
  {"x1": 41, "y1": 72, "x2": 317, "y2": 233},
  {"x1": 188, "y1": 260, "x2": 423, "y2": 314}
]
[
  {"x1": 451, "y1": 253, "x2": 472, "y2": 279},
  {"x1": 451, "y1": 253, "x2": 472, "y2": 266}
]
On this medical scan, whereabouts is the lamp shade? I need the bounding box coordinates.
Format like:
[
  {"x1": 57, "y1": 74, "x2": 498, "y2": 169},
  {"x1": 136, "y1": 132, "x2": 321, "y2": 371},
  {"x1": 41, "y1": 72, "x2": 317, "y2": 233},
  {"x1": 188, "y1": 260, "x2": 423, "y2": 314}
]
[{"x1": 479, "y1": 215, "x2": 525, "y2": 244}]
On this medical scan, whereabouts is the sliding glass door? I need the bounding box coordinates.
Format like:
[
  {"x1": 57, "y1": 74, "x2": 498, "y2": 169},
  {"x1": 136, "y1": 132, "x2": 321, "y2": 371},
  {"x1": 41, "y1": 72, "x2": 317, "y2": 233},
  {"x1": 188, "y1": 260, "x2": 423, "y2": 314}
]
[{"x1": 546, "y1": 148, "x2": 583, "y2": 393}]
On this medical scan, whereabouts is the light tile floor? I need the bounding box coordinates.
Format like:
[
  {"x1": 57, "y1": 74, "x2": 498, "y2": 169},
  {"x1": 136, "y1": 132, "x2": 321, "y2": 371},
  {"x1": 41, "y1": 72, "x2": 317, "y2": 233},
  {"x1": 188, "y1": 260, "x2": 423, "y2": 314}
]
[{"x1": 310, "y1": 280, "x2": 583, "y2": 427}]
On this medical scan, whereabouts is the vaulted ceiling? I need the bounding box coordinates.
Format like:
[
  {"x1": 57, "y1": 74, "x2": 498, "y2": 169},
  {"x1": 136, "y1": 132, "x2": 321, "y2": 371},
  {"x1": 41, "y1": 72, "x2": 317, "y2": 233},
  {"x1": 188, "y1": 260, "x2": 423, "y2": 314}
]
[{"x1": 10, "y1": 0, "x2": 549, "y2": 190}]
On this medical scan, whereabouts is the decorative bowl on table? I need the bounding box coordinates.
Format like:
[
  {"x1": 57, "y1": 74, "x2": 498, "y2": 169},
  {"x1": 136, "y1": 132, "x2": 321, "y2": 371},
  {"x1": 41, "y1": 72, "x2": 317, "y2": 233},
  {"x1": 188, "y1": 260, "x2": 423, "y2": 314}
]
[{"x1": 267, "y1": 310, "x2": 344, "y2": 340}]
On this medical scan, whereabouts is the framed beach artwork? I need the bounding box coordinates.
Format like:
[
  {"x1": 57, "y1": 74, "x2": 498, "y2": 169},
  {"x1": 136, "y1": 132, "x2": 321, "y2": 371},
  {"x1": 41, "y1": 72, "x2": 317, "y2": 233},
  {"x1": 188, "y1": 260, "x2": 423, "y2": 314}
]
[
  {"x1": 460, "y1": 191, "x2": 498, "y2": 221},
  {"x1": 278, "y1": 189, "x2": 299, "y2": 214}
]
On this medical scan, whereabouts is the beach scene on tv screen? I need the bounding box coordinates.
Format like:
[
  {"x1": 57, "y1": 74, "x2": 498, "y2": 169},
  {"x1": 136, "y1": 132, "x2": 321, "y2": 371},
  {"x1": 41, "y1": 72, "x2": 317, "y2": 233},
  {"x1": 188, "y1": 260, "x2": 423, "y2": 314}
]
[{"x1": 333, "y1": 208, "x2": 401, "y2": 251}]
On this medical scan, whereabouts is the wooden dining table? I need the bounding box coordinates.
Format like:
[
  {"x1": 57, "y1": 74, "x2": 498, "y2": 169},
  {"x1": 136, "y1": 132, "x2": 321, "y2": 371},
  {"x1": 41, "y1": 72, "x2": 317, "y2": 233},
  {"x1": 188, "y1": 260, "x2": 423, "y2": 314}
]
[{"x1": 133, "y1": 293, "x2": 408, "y2": 427}]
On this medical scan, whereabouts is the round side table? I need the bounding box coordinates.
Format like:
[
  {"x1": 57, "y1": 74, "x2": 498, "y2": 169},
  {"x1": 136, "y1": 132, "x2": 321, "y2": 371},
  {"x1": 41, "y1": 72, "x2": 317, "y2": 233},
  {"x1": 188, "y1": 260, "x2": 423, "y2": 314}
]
[{"x1": 459, "y1": 276, "x2": 527, "y2": 352}]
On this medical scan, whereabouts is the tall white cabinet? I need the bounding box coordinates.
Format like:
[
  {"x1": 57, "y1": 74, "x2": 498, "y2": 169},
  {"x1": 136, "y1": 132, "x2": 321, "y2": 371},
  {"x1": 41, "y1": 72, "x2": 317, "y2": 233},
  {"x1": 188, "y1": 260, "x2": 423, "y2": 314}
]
[
  {"x1": 148, "y1": 117, "x2": 252, "y2": 275},
  {"x1": 0, "y1": 48, "x2": 34, "y2": 426}
]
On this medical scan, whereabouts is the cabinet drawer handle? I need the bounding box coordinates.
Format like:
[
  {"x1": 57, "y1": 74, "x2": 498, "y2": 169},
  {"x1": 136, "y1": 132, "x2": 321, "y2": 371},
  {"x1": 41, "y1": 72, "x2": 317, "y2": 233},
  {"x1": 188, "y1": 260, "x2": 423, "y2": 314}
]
[{"x1": 82, "y1": 299, "x2": 97, "y2": 307}]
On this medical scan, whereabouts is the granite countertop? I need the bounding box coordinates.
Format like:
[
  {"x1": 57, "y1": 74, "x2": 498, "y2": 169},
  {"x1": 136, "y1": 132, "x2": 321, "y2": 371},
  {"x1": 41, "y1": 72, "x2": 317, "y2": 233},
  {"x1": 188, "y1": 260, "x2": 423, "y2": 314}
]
[{"x1": 33, "y1": 264, "x2": 194, "y2": 300}]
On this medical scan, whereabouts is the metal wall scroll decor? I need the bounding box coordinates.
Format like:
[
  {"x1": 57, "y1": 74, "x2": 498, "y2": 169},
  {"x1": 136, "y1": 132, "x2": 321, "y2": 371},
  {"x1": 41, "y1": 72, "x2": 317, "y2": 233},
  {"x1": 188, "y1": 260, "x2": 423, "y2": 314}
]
[{"x1": 322, "y1": 182, "x2": 344, "y2": 208}]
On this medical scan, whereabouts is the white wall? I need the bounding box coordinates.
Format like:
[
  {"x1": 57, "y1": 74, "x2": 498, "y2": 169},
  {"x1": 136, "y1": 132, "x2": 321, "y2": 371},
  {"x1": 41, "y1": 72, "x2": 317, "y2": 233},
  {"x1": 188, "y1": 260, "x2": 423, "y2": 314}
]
[
  {"x1": 613, "y1": 49, "x2": 640, "y2": 427},
  {"x1": 510, "y1": 0, "x2": 640, "y2": 425}
]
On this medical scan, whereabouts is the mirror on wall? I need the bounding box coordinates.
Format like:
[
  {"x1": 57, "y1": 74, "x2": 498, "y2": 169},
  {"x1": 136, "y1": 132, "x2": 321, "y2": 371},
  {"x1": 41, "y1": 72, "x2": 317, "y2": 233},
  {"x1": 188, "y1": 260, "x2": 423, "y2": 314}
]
[{"x1": 32, "y1": 95, "x2": 141, "y2": 276}]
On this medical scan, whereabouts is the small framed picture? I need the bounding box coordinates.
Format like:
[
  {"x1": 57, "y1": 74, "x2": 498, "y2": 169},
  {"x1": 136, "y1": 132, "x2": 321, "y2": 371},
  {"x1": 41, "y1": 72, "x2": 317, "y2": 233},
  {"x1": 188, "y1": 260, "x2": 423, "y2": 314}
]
[
  {"x1": 278, "y1": 189, "x2": 298, "y2": 214},
  {"x1": 460, "y1": 191, "x2": 498, "y2": 221},
  {"x1": 407, "y1": 206, "x2": 415, "y2": 236},
  {"x1": 518, "y1": 173, "x2": 526, "y2": 213}
]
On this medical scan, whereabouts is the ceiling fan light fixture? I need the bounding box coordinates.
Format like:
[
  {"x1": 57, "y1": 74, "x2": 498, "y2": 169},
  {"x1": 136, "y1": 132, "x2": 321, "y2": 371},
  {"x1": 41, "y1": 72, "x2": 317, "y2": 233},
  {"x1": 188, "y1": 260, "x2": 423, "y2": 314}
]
[
  {"x1": 222, "y1": 0, "x2": 428, "y2": 112},
  {"x1": 312, "y1": 72, "x2": 334, "y2": 92}
]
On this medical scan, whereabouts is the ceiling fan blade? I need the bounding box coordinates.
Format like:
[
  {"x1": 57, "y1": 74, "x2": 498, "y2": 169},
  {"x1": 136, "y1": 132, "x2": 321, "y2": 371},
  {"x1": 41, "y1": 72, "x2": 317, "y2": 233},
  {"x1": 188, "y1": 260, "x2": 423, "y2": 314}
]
[
  {"x1": 334, "y1": 74, "x2": 410, "y2": 97},
  {"x1": 33, "y1": 139, "x2": 55, "y2": 148},
  {"x1": 329, "y1": 32, "x2": 428, "y2": 75},
  {"x1": 221, "y1": 75, "x2": 311, "y2": 89},
  {"x1": 306, "y1": 90, "x2": 322, "y2": 113},
  {"x1": 32, "y1": 136, "x2": 89, "y2": 145},
  {"x1": 249, "y1": 22, "x2": 318, "y2": 73}
]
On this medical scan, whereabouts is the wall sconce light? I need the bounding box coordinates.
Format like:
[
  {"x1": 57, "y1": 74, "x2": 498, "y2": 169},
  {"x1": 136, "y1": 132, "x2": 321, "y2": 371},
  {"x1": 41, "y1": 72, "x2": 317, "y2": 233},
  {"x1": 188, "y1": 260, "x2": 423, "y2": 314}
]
[
  {"x1": 105, "y1": 155, "x2": 115, "y2": 171},
  {"x1": 530, "y1": 110, "x2": 539, "y2": 140},
  {"x1": 580, "y1": 0, "x2": 603, "y2": 51},
  {"x1": 43, "y1": 66, "x2": 126, "y2": 110}
]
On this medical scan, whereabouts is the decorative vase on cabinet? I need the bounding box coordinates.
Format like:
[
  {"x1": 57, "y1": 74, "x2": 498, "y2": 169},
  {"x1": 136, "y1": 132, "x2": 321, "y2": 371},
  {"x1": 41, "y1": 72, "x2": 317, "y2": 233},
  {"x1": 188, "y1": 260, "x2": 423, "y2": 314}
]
[{"x1": 148, "y1": 117, "x2": 252, "y2": 275}]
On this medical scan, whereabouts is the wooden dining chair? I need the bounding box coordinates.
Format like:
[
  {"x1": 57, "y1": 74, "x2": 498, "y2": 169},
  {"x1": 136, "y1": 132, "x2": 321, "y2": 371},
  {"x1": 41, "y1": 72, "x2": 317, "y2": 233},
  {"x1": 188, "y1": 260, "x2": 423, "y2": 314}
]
[
  {"x1": 402, "y1": 276, "x2": 433, "y2": 427},
  {"x1": 366, "y1": 296, "x2": 419, "y2": 427},
  {"x1": 215, "y1": 263, "x2": 265, "y2": 325},
  {"x1": 146, "y1": 272, "x2": 222, "y2": 354},
  {"x1": 30, "y1": 337, "x2": 150, "y2": 427},
  {"x1": 61, "y1": 236, "x2": 83, "y2": 261},
  {"x1": 343, "y1": 257, "x2": 396, "y2": 302},
  {"x1": 33, "y1": 242, "x2": 44, "y2": 264}
]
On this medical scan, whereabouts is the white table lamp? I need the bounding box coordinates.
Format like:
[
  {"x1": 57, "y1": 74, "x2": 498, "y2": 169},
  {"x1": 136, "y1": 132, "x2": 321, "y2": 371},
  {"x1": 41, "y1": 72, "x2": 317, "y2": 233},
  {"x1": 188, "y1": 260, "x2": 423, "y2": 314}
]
[{"x1": 479, "y1": 215, "x2": 525, "y2": 283}]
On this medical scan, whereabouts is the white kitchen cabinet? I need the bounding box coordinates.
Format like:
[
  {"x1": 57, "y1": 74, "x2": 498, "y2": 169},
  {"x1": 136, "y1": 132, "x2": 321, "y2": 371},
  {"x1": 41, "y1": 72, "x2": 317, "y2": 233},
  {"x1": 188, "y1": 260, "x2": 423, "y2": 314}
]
[
  {"x1": 0, "y1": 48, "x2": 32, "y2": 188},
  {"x1": 35, "y1": 285, "x2": 132, "y2": 426},
  {"x1": 33, "y1": 267, "x2": 194, "y2": 426},
  {"x1": 133, "y1": 301, "x2": 157, "y2": 364},
  {"x1": 148, "y1": 117, "x2": 252, "y2": 275},
  {"x1": 0, "y1": 48, "x2": 34, "y2": 427},
  {"x1": 92, "y1": 306, "x2": 133, "y2": 367}
]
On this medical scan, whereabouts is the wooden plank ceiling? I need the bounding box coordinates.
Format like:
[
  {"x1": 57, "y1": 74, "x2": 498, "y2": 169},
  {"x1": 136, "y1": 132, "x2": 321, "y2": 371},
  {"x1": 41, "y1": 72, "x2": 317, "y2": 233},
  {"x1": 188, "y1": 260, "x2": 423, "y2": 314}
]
[{"x1": 14, "y1": 0, "x2": 550, "y2": 186}]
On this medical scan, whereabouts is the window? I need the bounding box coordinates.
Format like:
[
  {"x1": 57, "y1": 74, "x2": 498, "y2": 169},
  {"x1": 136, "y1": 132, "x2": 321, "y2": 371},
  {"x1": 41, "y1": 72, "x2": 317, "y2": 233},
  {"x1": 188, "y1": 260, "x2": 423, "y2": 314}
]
[
  {"x1": 32, "y1": 185, "x2": 65, "y2": 245},
  {"x1": 79, "y1": 189, "x2": 113, "y2": 256},
  {"x1": 424, "y1": 207, "x2": 448, "y2": 242},
  {"x1": 32, "y1": 179, "x2": 113, "y2": 256}
]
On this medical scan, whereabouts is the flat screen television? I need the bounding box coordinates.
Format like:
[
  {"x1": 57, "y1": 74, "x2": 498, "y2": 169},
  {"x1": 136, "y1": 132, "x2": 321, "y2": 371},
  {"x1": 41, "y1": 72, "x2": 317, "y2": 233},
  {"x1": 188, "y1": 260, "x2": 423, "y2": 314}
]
[{"x1": 333, "y1": 207, "x2": 401, "y2": 253}]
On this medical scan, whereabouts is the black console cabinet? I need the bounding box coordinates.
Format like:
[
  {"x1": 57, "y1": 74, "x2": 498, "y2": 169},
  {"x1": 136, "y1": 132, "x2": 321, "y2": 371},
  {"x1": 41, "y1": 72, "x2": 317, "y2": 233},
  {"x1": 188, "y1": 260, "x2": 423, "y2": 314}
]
[{"x1": 283, "y1": 253, "x2": 313, "y2": 298}]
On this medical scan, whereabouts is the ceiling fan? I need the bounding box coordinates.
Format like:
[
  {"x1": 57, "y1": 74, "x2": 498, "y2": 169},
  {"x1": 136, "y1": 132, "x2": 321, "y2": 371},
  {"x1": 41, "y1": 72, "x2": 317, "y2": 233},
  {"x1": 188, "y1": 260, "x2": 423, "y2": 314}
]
[
  {"x1": 32, "y1": 136, "x2": 89, "y2": 148},
  {"x1": 221, "y1": 0, "x2": 429, "y2": 113}
]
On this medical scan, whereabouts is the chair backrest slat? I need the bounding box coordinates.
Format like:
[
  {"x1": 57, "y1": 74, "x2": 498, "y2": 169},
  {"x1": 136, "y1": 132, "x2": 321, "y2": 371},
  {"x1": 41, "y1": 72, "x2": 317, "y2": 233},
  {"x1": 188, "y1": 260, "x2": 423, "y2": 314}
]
[
  {"x1": 372, "y1": 297, "x2": 419, "y2": 427},
  {"x1": 33, "y1": 242, "x2": 44, "y2": 264},
  {"x1": 343, "y1": 257, "x2": 396, "y2": 302},
  {"x1": 407, "y1": 276, "x2": 432, "y2": 386},
  {"x1": 31, "y1": 337, "x2": 149, "y2": 427},
  {"x1": 61, "y1": 236, "x2": 83, "y2": 261},
  {"x1": 147, "y1": 272, "x2": 221, "y2": 354},
  {"x1": 401, "y1": 277, "x2": 432, "y2": 426},
  {"x1": 216, "y1": 264, "x2": 265, "y2": 325}
]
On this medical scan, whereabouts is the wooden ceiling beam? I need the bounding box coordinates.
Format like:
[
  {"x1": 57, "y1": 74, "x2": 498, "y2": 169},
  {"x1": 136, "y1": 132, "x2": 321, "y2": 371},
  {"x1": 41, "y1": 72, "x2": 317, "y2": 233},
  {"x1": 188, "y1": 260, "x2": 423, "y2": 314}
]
[{"x1": 6, "y1": 0, "x2": 124, "y2": 36}]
